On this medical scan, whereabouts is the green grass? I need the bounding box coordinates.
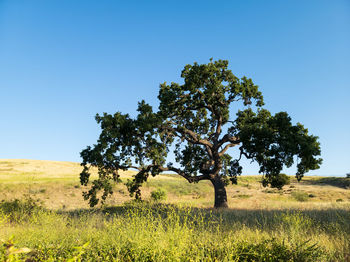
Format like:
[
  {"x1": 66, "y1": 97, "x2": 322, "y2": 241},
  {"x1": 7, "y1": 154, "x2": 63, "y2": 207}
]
[{"x1": 1, "y1": 199, "x2": 349, "y2": 261}]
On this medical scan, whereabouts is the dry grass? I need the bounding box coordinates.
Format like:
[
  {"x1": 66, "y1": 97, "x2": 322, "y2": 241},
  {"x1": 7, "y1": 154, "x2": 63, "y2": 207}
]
[{"x1": 1, "y1": 159, "x2": 349, "y2": 211}]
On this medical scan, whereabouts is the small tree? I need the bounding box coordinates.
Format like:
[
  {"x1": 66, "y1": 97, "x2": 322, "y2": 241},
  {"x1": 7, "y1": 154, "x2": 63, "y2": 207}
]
[{"x1": 80, "y1": 59, "x2": 322, "y2": 208}]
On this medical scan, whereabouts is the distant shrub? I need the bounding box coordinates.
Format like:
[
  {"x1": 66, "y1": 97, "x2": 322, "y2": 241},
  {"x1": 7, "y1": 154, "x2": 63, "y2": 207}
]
[
  {"x1": 336, "y1": 199, "x2": 343, "y2": 202},
  {"x1": 271, "y1": 173, "x2": 291, "y2": 189},
  {"x1": 150, "y1": 188, "x2": 167, "y2": 201},
  {"x1": 346, "y1": 173, "x2": 350, "y2": 178},
  {"x1": 263, "y1": 173, "x2": 291, "y2": 190},
  {"x1": 291, "y1": 191, "x2": 309, "y2": 202}
]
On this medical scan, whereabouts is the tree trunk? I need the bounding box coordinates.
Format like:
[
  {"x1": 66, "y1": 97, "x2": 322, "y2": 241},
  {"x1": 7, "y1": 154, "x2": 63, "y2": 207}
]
[{"x1": 210, "y1": 176, "x2": 228, "y2": 208}]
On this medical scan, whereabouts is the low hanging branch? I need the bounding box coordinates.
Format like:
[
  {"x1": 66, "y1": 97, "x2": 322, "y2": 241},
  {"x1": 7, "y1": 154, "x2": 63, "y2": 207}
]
[{"x1": 80, "y1": 59, "x2": 322, "y2": 208}]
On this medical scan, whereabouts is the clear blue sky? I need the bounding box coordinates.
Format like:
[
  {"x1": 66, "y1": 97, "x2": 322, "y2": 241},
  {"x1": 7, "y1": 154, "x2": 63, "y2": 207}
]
[{"x1": 0, "y1": 0, "x2": 349, "y2": 176}]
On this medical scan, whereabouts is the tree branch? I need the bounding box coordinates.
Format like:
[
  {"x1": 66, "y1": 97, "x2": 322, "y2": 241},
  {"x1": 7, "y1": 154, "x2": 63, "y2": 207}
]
[
  {"x1": 238, "y1": 146, "x2": 255, "y2": 161},
  {"x1": 161, "y1": 122, "x2": 213, "y2": 155},
  {"x1": 215, "y1": 114, "x2": 223, "y2": 140},
  {"x1": 156, "y1": 165, "x2": 209, "y2": 183},
  {"x1": 218, "y1": 134, "x2": 240, "y2": 148},
  {"x1": 218, "y1": 143, "x2": 239, "y2": 156}
]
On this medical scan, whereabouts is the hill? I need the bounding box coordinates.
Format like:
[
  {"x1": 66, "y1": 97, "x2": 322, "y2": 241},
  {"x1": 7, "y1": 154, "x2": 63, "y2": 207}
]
[{"x1": 0, "y1": 159, "x2": 349, "y2": 210}]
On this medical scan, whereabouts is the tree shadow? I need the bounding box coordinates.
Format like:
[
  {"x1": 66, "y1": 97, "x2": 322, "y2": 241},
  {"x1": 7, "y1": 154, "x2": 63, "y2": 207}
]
[{"x1": 301, "y1": 177, "x2": 350, "y2": 189}]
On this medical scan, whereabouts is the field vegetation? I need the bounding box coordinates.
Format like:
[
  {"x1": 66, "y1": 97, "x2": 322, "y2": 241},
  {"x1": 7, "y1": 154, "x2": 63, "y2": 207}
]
[{"x1": 1, "y1": 159, "x2": 350, "y2": 261}]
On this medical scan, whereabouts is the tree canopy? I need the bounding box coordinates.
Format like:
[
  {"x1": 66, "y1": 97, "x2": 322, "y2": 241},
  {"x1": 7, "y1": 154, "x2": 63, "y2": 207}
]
[{"x1": 80, "y1": 59, "x2": 322, "y2": 208}]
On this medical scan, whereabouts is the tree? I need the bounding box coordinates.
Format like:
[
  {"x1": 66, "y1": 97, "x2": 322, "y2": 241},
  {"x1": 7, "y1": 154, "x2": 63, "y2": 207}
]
[{"x1": 80, "y1": 59, "x2": 322, "y2": 208}]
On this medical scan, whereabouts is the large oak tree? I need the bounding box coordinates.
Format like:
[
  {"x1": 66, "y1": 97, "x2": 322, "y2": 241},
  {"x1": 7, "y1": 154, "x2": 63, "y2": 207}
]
[{"x1": 80, "y1": 59, "x2": 322, "y2": 208}]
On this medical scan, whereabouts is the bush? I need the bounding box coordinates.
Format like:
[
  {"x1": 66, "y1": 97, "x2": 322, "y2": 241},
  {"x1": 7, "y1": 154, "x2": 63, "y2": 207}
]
[
  {"x1": 291, "y1": 191, "x2": 309, "y2": 202},
  {"x1": 263, "y1": 173, "x2": 291, "y2": 189},
  {"x1": 0, "y1": 196, "x2": 42, "y2": 222},
  {"x1": 150, "y1": 188, "x2": 167, "y2": 201}
]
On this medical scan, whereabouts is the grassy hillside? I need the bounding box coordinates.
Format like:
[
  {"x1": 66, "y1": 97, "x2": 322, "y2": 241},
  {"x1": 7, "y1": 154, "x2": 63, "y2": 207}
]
[
  {"x1": 1, "y1": 159, "x2": 349, "y2": 261},
  {"x1": 1, "y1": 159, "x2": 349, "y2": 210}
]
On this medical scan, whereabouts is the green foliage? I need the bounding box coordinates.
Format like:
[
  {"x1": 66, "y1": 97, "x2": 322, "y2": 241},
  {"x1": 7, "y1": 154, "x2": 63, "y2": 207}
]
[
  {"x1": 150, "y1": 188, "x2": 167, "y2": 201},
  {"x1": 80, "y1": 59, "x2": 322, "y2": 208},
  {"x1": 236, "y1": 110, "x2": 322, "y2": 182},
  {"x1": 292, "y1": 191, "x2": 309, "y2": 202},
  {"x1": 263, "y1": 173, "x2": 291, "y2": 189},
  {"x1": 0, "y1": 237, "x2": 31, "y2": 262}
]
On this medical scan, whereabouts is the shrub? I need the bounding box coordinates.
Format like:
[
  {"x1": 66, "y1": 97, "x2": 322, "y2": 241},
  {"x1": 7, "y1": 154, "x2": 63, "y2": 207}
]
[
  {"x1": 150, "y1": 188, "x2": 167, "y2": 201},
  {"x1": 263, "y1": 173, "x2": 291, "y2": 189},
  {"x1": 291, "y1": 191, "x2": 309, "y2": 202},
  {"x1": 0, "y1": 196, "x2": 42, "y2": 222}
]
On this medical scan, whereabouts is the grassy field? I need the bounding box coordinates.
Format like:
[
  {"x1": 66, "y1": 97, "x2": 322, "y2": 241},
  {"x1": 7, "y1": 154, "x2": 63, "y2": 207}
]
[{"x1": 0, "y1": 159, "x2": 350, "y2": 261}]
